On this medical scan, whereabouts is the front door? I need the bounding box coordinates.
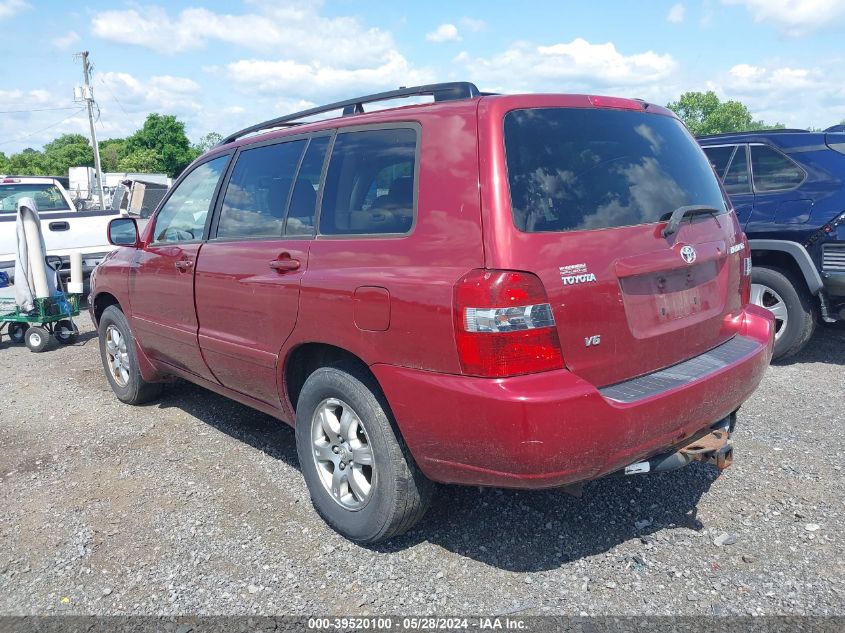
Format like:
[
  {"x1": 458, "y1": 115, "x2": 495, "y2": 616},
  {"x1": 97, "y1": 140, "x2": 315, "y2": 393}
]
[
  {"x1": 194, "y1": 135, "x2": 330, "y2": 406},
  {"x1": 129, "y1": 154, "x2": 230, "y2": 381}
]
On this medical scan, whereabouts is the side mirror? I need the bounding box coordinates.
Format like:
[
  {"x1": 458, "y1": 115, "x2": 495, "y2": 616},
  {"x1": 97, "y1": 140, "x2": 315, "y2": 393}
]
[{"x1": 108, "y1": 217, "x2": 140, "y2": 247}]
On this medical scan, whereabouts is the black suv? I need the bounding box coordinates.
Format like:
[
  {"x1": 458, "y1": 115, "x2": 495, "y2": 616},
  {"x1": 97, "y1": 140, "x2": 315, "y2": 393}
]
[{"x1": 699, "y1": 129, "x2": 845, "y2": 359}]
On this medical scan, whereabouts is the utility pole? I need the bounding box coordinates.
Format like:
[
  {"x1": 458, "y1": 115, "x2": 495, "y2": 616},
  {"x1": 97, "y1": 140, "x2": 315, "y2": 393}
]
[{"x1": 74, "y1": 51, "x2": 106, "y2": 208}]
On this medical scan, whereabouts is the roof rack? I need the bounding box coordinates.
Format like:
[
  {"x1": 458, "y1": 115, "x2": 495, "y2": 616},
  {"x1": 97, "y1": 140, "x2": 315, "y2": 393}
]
[
  {"x1": 697, "y1": 128, "x2": 808, "y2": 139},
  {"x1": 219, "y1": 81, "x2": 482, "y2": 146}
]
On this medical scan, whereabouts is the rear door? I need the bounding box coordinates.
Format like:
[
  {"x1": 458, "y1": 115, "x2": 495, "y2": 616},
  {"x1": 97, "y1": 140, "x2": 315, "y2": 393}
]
[
  {"x1": 495, "y1": 105, "x2": 746, "y2": 387},
  {"x1": 194, "y1": 135, "x2": 331, "y2": 406},
  {"x1": 704, "y1": 144, "x2": 755, "y2": 226},
  {"x1": 747, "y1": 143, "x2": 810, "y2": 230},
  {"x1": 129, "y1": 154, "x2": 230, "y2": 381}
]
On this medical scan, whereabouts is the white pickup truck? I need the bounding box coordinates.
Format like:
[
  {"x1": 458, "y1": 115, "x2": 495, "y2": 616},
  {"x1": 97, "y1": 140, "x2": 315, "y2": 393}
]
[{"x1": 0, "y1": 176, "x2": 118, "y2": 288}]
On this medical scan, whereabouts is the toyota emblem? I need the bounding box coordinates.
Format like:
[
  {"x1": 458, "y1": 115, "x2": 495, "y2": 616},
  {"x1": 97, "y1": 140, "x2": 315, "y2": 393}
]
[{"x1": 680, "y1": 245, "x2": 697, "y2": 264}]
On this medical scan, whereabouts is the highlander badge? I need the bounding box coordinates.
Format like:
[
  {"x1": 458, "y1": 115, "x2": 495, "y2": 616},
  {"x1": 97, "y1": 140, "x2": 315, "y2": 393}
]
[{"x1": 680, "y1": 245, "x2": 697, "y2": 264}]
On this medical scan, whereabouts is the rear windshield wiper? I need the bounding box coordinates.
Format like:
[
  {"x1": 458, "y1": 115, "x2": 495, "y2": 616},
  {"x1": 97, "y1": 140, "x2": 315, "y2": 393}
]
[{"x1": 661, "y1": 205, "x2": 721, "y2": 237}]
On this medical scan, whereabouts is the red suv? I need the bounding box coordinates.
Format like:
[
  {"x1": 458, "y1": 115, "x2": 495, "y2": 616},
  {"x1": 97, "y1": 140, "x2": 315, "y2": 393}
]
[{"x1": 90, "y1": 82, "x2": 774, "y2": 543}]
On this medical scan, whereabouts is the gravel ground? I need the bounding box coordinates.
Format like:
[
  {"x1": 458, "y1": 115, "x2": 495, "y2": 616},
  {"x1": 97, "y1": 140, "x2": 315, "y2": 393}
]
[{"x1": 0, "y1": 317, "x2": 843, "y2": 616}]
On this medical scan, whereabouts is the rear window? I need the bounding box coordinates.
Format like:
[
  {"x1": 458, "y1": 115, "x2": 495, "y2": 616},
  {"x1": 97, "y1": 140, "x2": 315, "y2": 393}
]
[
  {"x1": 504, "y1": 108, "x2": 727, "y2": 233},
  {"x1": 0, "y1": 183, "x2": 70, "y2": 213}
]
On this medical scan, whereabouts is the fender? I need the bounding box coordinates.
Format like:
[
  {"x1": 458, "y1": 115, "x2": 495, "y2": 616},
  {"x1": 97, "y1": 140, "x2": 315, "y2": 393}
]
[{"x1": 748, "y1": 239, "x2": 823, "y2": 295}]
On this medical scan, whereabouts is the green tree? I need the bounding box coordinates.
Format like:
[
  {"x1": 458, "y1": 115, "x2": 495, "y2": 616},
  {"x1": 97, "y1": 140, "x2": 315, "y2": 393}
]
[
  {"x1": 100, "y1": 138, "x2": 128, "y2": 172},
  {"x1": 42, "y1": 133, "x2": 94, "y2": 175},
  {"x1": 125, "y1": 114, "x2": 196, "y2": 176},
  {"x1": 666, "y1": 91, "x2": 784, "y2": 135},
  {"x1": 8, "y1": 148, "x2": 48, "y2": 175},
  {"x1": 0, "y1": 152, "x2": 10, "y2": 174},
  {"x1": 193, "y1": 132, "x2": 223, "y2": 154},
  {"x1": 118, "y1": 148, "x2": 165, "y2": 173}
]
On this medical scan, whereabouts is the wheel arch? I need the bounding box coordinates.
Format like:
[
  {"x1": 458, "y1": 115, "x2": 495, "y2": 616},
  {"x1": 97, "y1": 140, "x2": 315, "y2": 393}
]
[
  {"x1": 749, "y1": 240, "x2": 823, "y2": 295},
  {"x1": 91, "y1": 291, "x2": 122, "y2": 327},
  {"x1": 283, "y1": 342, "x2": 379, "y2": 415}
]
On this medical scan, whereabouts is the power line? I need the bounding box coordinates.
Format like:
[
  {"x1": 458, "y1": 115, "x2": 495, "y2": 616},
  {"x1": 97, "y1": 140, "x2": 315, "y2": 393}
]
[
  {"x1": 0, "y1": 106, "x2": 80, "y2": 114},
  {"x1": 98, "y1": 76, "x2": 129, "y2": 116},
  {"x1": 0, "y1": 107, "x2": 87, "y2": 147}
]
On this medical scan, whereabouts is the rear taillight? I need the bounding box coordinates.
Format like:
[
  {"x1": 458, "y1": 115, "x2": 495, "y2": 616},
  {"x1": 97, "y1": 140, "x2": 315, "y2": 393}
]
[{"x1": 453, "y1": 269, "x2": 564, "y2": 377}]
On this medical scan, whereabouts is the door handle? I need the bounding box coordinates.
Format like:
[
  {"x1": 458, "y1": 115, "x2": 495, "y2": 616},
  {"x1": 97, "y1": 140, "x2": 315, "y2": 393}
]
[
  {"x1": 174, "y1": 260, "x2": 194, "y2": 272},
  {"x1": 269, "y1": 258, "x2": 301, "y2": 272},
  {"x1": 49, "y1": 221, "x2": 70, "y2": 231}
]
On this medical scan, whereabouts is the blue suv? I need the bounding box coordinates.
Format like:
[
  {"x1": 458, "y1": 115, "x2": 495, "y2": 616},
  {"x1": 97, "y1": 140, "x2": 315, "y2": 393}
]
[{"x1": 699, "y1": 129, "x2": 845, "y2": 359}]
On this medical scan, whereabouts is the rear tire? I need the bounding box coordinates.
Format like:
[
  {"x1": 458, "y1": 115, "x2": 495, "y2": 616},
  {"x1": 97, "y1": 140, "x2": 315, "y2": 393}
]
[
  {"x1": 295, "y1": 364, "x2": 434, "y2": 543},
  {"x1": 25, "y1": 326, "x2": 49, "y2": 352},
  {"x1": 751, "y1": 265, "x2": 816, "y2": 360},
  {"x1": 98, "y1": 305, "x2": 163, "y2": 404},
  {"x1": 54, "y1": 319, "x2": 78, "y2": 344}
]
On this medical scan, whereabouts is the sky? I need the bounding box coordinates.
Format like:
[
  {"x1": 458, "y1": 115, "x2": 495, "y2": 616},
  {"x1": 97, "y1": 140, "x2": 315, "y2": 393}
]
[{"x1": 1, "y1": 0, "x2": 845, "y2": 154}]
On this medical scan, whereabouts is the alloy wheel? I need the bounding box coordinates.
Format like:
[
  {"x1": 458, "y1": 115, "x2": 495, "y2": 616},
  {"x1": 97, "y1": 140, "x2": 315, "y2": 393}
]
[
  {"x1": 311, "y1": 398, "x2": 375, "y2": 510},
  {"x1": 105, "y1": 325, "x2": 130, "y2": 387},
  {"x1": 750, "y1": 283, "x2": 788, "y2": 341}
]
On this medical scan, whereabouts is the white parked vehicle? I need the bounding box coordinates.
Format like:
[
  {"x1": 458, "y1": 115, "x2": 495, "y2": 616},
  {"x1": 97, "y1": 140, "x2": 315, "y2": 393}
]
[{"x1": 0, "y1": 176, "x2": 117, "y2": 287}]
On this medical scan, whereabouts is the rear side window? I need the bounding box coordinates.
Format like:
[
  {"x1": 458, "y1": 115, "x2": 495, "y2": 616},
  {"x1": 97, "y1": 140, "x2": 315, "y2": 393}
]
[
  {"x1": 703, "y1": 146, "x2": 736, "y2": 179},
  {"x1": 320, "y1": 127, "x2": 417, "y2": 236},
  {"x1": 286, "y1": 136, "x2": 330, "y2": 236},
  {"x1": 723, "y1": 145, "x2": 751, "y2": 195},
  {"x1": 751, "y1": 145, "x2": 805, "y2": 192},
  {"x1": 217, "y1": 140, "x2": 306, "y2": 239},
  {"x1": 504, "y1": 108, "x2": 727, "y2": 232},
  {"x1": 0, "y1": 183, "x2": 70, "y2": 213}
]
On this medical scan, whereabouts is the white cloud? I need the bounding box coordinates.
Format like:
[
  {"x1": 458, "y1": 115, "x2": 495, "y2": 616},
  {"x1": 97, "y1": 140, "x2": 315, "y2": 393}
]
[
  {"x1": 0, "y1": 0, "x2": 28, "y2": 20},
  {"x1": 91, "y1": 2, "x2": 397, "y2": 66},
  {"x1": 459, "y1": 17, "x2": 486, "y2": 32},
  {"x1": 459, "y1": 38, "x2": 678, "y2": 98},
  {"x1": 708, "y1": 62, "x2": 845, "y2": 127},
  {"x1": 54, "y1": 31, "x2": 80, "y2": 50},
  {"x1": 722, "y1": 0, "x2": 845, "y2": 36},
  {"x1": 667, "y1": 3, "x2": 685, "y2": 23},
  {"x1": 97, "y1": 72, "x2": 201, "y2": 116},
  {"x1": 426, "y1": 23, "x2": 461, "y2": 43},
  {"x1": 224, "y1": 52, "x2": 434, "y2": 99}
]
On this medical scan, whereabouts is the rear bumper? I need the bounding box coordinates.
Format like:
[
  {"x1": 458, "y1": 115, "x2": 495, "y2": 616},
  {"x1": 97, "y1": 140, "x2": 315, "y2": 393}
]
[{"x1": 372, "y1": 305, "x2": 774, "y2": 489}]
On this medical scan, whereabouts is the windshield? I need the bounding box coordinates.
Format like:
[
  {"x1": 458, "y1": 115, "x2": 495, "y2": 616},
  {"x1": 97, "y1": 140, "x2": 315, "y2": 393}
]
[
  {"x1": 503, "y1": 108, "x2": 728, "y2": 233},
  {"x1": 0, "y1": 183, "x2": 70, "y2": 213}
]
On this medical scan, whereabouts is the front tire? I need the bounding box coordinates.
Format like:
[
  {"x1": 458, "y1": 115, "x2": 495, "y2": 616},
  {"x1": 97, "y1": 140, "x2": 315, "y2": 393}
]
[
  {"x1": 97, "y1": 305, "x2": 163, "y2": 404},
  {"x1": 750, "y1": 266, "x2": 816, "y2": 360},
  {"x1": 25, "y1": 326, "x2": 50, "y2": 352},
  {"x1": 295, "y1": 364, "x2": 434, "y2": 543}
]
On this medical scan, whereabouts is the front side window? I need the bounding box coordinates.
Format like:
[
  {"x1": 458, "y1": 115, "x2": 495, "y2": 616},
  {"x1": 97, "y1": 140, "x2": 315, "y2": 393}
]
[
  {"x1": 751, "y1": 145, "x2": 805, "y2": 192},
  {"x1": 723, "y1": 145, "x2": 751, "y2": 195},
  {"x1": 320, "y1": 128, "x2": 417, "y2": 236},
  {"x1": 152, "y1": 156, "x2": 229, "y2": 243},
  {"x1": 217, "y1": 140, "x2": 306, "y2": 239},
  {"x1": 0, "y1": 183, "x2": 70, "y2": 213},
  {"x1": 503, "y1": 108, "x2": 727, "y2": 233}
]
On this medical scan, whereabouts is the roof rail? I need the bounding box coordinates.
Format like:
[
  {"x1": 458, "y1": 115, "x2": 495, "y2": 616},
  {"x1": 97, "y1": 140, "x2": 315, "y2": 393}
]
[
  {"x1": 219, "y1": 81, "x2": 482, "y2": 146},
  {"x1": 697, "y1": 128, "x2": 808, "y2": 139}
]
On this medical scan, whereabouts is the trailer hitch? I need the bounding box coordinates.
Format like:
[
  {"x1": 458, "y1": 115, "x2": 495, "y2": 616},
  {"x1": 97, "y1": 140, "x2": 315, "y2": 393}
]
[
  {"x1": 621, "y1": 415, "x2": 736, "y2": 476},
  {"x1": 678, "y1": 428, "x2": 733, "y2": 470}
]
